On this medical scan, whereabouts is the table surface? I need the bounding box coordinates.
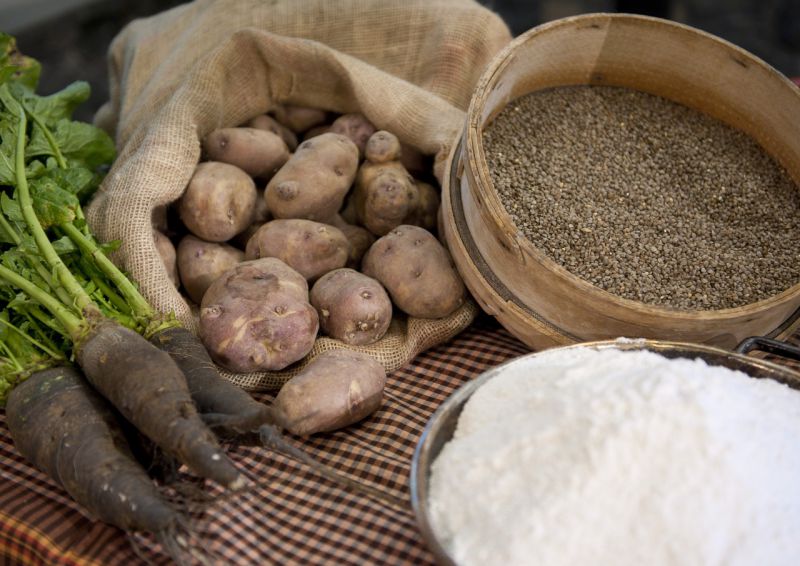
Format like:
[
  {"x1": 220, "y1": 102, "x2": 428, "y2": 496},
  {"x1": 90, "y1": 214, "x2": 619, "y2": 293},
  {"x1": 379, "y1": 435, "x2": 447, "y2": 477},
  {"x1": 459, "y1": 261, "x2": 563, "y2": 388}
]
[
  {"x1": 0, "y1": 315, "x2": 530, "y2": 565},
  {"x1": 1, "y1": 315, "x2": 799, "y2": 565}
]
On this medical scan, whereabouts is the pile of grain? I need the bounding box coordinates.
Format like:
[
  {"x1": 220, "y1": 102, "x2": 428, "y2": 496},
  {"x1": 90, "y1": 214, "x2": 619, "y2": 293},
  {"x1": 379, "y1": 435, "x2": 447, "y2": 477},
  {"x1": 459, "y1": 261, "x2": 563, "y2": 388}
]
[{"x1": 483, "y1": 86, "x2": 800, "y2": 310}]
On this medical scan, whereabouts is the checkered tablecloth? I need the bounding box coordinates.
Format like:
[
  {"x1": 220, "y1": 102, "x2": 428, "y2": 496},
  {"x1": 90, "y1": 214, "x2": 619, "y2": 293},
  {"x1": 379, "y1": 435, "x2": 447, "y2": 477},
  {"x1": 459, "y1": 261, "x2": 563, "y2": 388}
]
[
  {"x1": 3, "y1": 313, "x2": 799, "y2": 565},
  {"x1": 0, "y1": 315, "x2": 529, "y2": 565}
]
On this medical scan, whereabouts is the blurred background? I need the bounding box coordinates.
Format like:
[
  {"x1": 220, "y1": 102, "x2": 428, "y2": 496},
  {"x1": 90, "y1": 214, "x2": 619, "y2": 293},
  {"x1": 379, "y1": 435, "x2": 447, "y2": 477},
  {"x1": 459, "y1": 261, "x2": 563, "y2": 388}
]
[{"x1": 2, "y1": 0, "x2": 799, "y2": 122}]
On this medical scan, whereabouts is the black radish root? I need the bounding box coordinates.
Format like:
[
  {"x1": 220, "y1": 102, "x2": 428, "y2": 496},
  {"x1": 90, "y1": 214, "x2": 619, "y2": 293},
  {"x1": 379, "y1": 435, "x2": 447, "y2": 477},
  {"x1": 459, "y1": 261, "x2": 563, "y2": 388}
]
[
  {"x1": 145, "y1": 332, "x2": 400, "y2": 507},
  {"x1": 6, "y1": 366, "x2": 182, "y2": 533},
  {"x1": 76, "y1": 319, "x2": 245, "y2": 490},
  {"x1": 144, "y1": 331, "x2": 402, "y2": 508},
  {"x1": 121, "y1": 422, "x2": 182, "y2": 486},
  {"x1": 148, "y1": 331, "x2": 405, "y2": 509},
  {"x1": 149, "y1": 326, "x2": 272, "y2": 435}
]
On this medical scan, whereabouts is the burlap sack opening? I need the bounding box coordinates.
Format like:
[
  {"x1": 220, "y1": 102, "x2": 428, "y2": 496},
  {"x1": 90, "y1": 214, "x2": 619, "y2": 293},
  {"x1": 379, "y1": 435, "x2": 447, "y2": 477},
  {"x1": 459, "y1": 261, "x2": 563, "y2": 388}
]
[{"x1": 87, "y1": 0, "x2": 511, "y2": 390}]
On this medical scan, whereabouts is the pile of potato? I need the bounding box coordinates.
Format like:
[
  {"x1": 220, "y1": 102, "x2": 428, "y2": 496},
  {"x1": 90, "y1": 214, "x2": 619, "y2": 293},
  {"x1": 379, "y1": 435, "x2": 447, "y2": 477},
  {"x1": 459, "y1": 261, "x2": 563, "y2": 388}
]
[{"x1": 155, "y1": 106, "x2": 466, "y2": 376}]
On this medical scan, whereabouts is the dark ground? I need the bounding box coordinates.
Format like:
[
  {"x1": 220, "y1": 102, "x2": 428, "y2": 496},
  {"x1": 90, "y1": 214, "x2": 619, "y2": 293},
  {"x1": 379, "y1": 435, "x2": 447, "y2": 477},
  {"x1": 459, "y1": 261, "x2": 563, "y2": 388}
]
[{"x1": 11, "y1": 0, "x2": 800, "y2": 123}]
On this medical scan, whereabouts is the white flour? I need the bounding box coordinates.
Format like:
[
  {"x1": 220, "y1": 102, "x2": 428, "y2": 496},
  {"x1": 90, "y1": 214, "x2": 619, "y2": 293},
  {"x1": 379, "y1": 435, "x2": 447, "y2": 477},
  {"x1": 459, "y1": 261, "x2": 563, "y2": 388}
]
[{"x1": 428, "y1": 347, "x2": 800, "y2": 566}]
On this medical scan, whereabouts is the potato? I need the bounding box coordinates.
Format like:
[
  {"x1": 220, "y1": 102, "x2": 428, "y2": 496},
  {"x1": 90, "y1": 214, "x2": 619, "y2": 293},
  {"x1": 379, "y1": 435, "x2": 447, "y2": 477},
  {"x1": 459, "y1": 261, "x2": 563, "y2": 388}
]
[
  {"x1": 265, "y1": 133, "x2": 359, "y2": 222},
  {"x1": 330, "y1": 214, "x2": 375, "y2": 268},
  {"x1": 246, "y1": 114, "x2": 298, "y2": 151},
  {"x1": 244, "y1": 219, "x2": 349, "y2": 281},
  {"x1": 310, "y1": 269, "x2": 392, "y2": 345},
  {"x1": 202, "y1": 127, "x2": 290, "y2": 178},
  {"x1": 252, "y1": 187, "x2": 271, "y2": 224},
  {"x1": 365, "y1": 130, "x2": 402, "y2": 164},
  {"x1": 354, "y1": 160, "x2": 418, "y2": 236},
  {"x1": 272, "y1": 104, "x2": 329, "y2": 133},
  {"x1": 406, "y1": 180, "x2": 440, "y2": 233},
  {"x1": 153, "y1": 230, "x2": 179, "y2": 287},
  {"x1": 230, "y1": 221, "x2": 265, "y2": 250},
  {"x1": 271, "y1": 349, "x2": 387, "y2": 436},
  {"x1": 355, "y1": 131, "x2": 421, "y2": 236},
  {"x1": 228, "y1": 187, "x2": 271, "y2": 250},
  {"x1": 362, "y1": 225, "x2": 465, "y2": 318},
  {"x1": 179, "y1": 161, "x2": 257, "y2": 242},
  {"x1": 365, "y1": 133, "x2": 429, "y2": 173},
  {"x1": 399, "y1": 143, "x2": 430, "y2": 176},
  {"x1": 176, "y1": 235, "x2": 244, "y2": 304},
  {"x1": 303, "y1": 124, "x2": 331, "y2": 141},
  {"x1": 329, "y1": 113, "x2": 376, "y2": 157},
  {"x1": 338, "y1": 192, "x2": 359, "y2": 225},
  {"x1": 199, "y1": 258, "x2": 318, "y2": 372},
  {"x1": 152, "y1": 205, "x2": 169, "y2": 233}
]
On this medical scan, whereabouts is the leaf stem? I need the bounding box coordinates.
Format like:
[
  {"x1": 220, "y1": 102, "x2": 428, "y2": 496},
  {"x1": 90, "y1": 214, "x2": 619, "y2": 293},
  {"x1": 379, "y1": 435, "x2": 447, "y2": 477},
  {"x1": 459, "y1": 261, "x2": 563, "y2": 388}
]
[
  {"x1": 0, "y1": 315, "x2": 63, "y2": 360},
  {"x1": 22, "y1": 310, "x2": 62, "y2": 352},
  {"x1": 59, "y1": 222, "x2": 154, "y2": 319},
  {"x1": 0, "y1": 264, "x2": 82, "y2": 337},
  {"x1": 0, "y1": 344, "x2": 20, "y2": 370},
  {"x1": 78, "y1": 256, "x2": 132, "y2": 315},
  {"x1": 0, "y1": 213, "x2": 19, "y2": 245},
  {"x1": 26, "y1": 305, "x2": 68, "y2": 337},
  {"x1": 30, "y1": 256, "x2": 72, "y2": 307},
  {"x1": 26, "y1": 108, "x2": 67, "y2": 169},
  {"x1": 9, "y1": 95, "x2": 94, "y2": 315},
  {"x1": 0, "y1": 212, "x2": 71, "y2": 306}
]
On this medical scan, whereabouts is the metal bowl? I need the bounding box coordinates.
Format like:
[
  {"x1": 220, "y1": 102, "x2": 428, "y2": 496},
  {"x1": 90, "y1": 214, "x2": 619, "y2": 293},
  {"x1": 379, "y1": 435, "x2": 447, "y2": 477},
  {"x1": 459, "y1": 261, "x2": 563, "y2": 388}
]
[{"x1": 409, "y1": 338, "x2": 800, "y2": 565}]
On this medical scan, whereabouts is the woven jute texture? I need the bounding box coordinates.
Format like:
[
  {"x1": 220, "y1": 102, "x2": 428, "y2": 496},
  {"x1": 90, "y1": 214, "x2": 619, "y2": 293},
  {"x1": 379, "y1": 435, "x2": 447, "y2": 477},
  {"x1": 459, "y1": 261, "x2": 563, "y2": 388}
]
[{"x1": 86, "y1": 0, "x2": 512, "y2": 390}]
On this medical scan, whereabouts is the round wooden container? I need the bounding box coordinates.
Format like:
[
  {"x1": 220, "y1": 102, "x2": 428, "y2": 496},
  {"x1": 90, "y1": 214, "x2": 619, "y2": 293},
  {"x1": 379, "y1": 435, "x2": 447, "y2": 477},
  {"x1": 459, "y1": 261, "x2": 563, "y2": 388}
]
[{"x1": 441, "y1": 13, "x2": 800, "y2": 351}]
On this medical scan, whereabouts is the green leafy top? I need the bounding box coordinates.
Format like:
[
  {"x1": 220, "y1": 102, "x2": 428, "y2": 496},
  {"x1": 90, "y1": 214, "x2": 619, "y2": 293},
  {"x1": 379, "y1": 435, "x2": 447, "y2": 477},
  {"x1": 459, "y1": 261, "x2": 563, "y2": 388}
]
[
  {"x1": 0, "y1": 33, "x2": 40, "y2": 90},
  {"x1": 0, "y1": 33, "x2": 120, "y2": 398},
  {"x1": 0, "y1": 33, "x2": 114, "y2": 190}
]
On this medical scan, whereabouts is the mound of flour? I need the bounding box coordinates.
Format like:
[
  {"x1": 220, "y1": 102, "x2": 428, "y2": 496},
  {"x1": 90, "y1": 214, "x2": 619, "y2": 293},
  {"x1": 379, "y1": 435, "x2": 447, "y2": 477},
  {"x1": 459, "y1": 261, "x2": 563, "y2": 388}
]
[{"x1": 428, "y1": 347, "x2": 800, "y2": 566}]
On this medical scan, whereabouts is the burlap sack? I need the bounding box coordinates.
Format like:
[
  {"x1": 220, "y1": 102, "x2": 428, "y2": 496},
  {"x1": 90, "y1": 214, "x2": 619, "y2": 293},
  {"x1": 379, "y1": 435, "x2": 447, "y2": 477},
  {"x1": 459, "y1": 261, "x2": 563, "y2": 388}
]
[{"x1": 87, "y1": 0, "x2": 511, "y2": 390}]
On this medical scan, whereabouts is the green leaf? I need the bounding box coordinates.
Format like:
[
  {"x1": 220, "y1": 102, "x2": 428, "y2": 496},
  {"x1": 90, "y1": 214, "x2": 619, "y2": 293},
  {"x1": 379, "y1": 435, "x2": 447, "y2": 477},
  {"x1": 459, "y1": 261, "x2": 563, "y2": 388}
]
[
  {"x1": 0, "y1": 225, "x2": 15, "y2": 245},
  {"x1": 0, "y1": 311, "x2": 9, "y2": 339},
  {"x1": 0, "y1": 115, "x2": 18, "y2": 186},
  {"x1": 100, "y1": 239, "x2": 121, "y2": 254},
  {"x1": 0, "y1": 191, "x2": 22, "y2": 222},
  {"x1": 8, "y1": 55, "x2": 40, "y2": 92},
  {"x1": 51, "y1": 235, "x2": 78, "y2": 256},
  {"x1": 0, "y1": 249, "x2": 36, "y2": 287},
  {"x1": 29, "y1": 176, "x2": 79, "y2": 228},
  {"x1": 2, "y1": 244, "x2": 33, "y2": 267},
  {"x1": 0, "y1": 34, "x2": 40, "y2": 91},
  {"x1": 0, "y1": 82, "x2": 23, "y2": 118},
  {"x1": 0, "y1": 212, "x2": 16, "y2": 245},
  {"x1": 26, "y1": 118, "x2": 115, "y2": 169},
  {"x1": 0, "y1": 249, "x2": 63, "y2": 314},
  {"x1": 0, "y1": 190, "x2": 18, "y2": 244},
  {"x1": 0, "y1": 34, "x2": 12, "y2": 60},
  {"x1": 13, "y1": 81, "x2": 89, "y2": 125},
  {"x1": 1, "y1": 187, "x2": 76, "y2": 243},
  {"x1": 24, "y1": 158, "x2": 46, "y2": 179},
  {"x1": 46, "y1": 166, "x2": 95, "y2": 197},
  {"x1": 0, "y1": 34, "x2": 15, "y2": 87}
]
